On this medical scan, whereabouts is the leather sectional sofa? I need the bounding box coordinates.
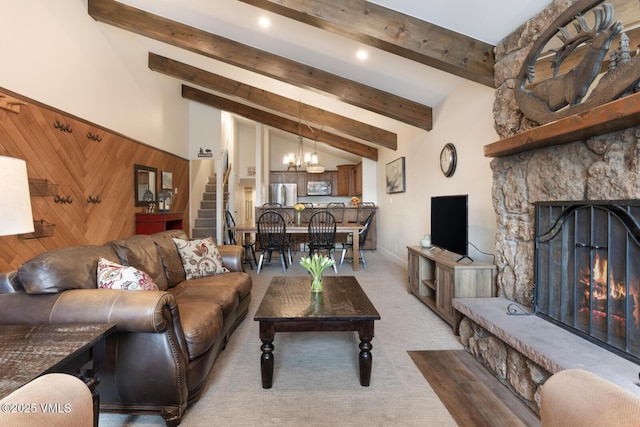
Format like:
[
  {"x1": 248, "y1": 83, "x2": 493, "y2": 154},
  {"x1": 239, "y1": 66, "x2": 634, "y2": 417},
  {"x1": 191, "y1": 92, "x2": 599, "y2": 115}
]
[{"x1": 0, "y1": 229, "x2": 252, "y2": 426}]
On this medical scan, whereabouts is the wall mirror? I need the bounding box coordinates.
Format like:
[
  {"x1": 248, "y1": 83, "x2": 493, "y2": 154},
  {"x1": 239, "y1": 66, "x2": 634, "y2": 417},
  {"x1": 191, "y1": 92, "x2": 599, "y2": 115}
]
[{"x1": 134, "y1": 164, "x2": 157, "y2": 207}]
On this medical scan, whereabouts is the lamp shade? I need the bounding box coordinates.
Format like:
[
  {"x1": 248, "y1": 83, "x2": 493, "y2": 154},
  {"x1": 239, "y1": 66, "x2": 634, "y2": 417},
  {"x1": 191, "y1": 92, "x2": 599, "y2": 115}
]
[{"x1": 0, "y1": 156, "x2": 34, "y2": 236}]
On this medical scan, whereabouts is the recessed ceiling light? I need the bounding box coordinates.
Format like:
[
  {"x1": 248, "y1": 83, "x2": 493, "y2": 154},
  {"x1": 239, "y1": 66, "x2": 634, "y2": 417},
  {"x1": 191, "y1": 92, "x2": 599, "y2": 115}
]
[
  {"x1": 259, "y1": 17, "x2": 271, "y2": 28},
  {"x1": 356, "y1": 50, "x2": 368, "y2": 61}
]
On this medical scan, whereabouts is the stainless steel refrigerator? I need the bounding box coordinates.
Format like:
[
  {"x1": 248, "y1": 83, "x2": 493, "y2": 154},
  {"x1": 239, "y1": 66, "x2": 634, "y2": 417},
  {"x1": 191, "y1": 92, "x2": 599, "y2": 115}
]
[{"x1": 270, "y1": 183, "x2": 297, "y2": 206}]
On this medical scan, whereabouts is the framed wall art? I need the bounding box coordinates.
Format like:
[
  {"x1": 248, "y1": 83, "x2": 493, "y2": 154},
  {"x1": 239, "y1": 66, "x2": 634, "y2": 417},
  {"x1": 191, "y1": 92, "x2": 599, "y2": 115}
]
[
  {"x1": 161, "y1": 171, "x2": 173, "y2": 190},
  {"x1": 386, "y1": 157, "x2": 405, "y2": 194}
]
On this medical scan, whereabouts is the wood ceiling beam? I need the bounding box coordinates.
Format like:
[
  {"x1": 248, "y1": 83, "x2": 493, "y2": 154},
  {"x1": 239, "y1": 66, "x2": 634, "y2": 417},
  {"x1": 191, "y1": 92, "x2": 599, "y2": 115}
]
[
  {"x1": 87, "y1": 0, "x2": 432, "y2": 130},
  {"x1": 182, "y1": 86, "x2": 379, "y2": 161},
  {"x1": 238, "y1": 0, "x2": 495, "y2": 87},
  {"x1": 148, "y1": 53, "x2": 397, "y2": 150}
]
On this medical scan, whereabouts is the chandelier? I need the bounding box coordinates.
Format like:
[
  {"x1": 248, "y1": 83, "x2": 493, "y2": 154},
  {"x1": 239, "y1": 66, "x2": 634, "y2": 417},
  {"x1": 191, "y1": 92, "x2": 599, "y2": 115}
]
[
  {"x1": 283, "y1": 134, "x2": 305, "y2": 171},
  {"x1": 282, "y1": 104, "x2": 324, "y2": 173},
  {"x1": 305, "y1": 139, "x2": 324, "y2": 173}
]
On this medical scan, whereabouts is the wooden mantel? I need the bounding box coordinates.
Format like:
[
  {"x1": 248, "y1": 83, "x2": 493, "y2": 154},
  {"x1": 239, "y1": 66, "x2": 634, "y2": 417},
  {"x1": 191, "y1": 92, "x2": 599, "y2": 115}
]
[{"x1": 484, "y1": 92, "x2": 640, "y2": 157}]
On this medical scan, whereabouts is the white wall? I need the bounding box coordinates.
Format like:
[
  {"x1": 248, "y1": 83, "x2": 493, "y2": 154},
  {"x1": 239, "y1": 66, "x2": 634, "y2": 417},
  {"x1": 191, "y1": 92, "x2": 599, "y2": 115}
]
[
  {"x1": 376, "y1": 81, "x2": 498, "y2": 265},
  {"x1": 1, "y1": 0, "x2": 189, "y2": 157},
  {"x1": 361, "y1": 158, "x2": 377, "y2": 204},
  {"x1": 237, "y1": 123, "x2": 257, "y2": 179},
  {"x1": 234, "y1": 120, "x2": 257, "y2": 227},
  {"x1": 188, "y1": 102, "x2": 222, "y2": 160}
]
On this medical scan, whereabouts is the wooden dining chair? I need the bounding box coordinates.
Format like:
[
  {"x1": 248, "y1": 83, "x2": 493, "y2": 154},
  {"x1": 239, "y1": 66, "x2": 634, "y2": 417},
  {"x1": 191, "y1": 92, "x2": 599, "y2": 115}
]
[
  {"x1": 327, "y1": 202, "x2": 345, "y2": 223},
  {"x1": 307, "y1": 210, "x2": 338, "y2": 273},
  {"x1": 340, "y1": 210, "x2": 375, "y2": 269},
  {"x1": 301, "y1": 203, "x2": 315, "y2": 223},
  {"x1": 347, "y1": 202, "x2": 375, "y2": 225},
  {"x1": 225, "y1": 210, "x2": 257, "y2": 269},
  {"x1": 262, "y1": 205, "x2": 295, "y2": 261},
  {"x1": 327, "y1": 202, "x2": 346, "y2": 247},
  {"x1": 256, "y1": 211, "x2": 289, "y2": 274}
]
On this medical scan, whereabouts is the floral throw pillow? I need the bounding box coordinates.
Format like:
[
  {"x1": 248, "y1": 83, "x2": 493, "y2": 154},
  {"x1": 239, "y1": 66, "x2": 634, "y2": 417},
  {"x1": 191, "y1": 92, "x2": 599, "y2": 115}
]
[
  {"x1": 97, "y1": 258, "x2": 159, "y2": 291},
  {"x1": 173, "y1": 237, "x2": 229, "y2": 280}
]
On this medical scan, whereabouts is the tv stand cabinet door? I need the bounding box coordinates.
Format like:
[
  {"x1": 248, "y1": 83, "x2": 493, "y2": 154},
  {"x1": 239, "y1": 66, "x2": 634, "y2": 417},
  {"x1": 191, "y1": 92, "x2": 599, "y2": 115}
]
[{"x1": 435, "y1": 264, "x2": 455, "y2": 323}]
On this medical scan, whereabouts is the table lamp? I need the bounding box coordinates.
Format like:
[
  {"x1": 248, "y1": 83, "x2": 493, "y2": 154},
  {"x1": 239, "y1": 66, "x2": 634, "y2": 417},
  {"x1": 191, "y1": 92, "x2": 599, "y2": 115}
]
[{"x1": 0, "y1": 156, "x2": 34, "y2": 236}]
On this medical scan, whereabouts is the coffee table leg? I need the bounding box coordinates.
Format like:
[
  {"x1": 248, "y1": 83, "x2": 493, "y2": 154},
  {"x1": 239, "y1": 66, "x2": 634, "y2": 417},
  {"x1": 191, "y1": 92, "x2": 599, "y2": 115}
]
[
  {"x1": 79, "y1": 369, "x2": 100, "y2": 427},
  {"x1": 82, "y1": 334, "x2": 107, "y2": 427},
  {"x1": 259, "y1": 322, "x2": 275, "y2": 389},
  {"x1": 358, "y1": 321, "x2": 374, "y2": 386}
]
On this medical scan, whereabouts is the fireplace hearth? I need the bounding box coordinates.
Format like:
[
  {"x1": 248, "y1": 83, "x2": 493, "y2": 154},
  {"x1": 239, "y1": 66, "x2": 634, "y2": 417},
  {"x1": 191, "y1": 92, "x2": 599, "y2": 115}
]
[{"x1": 535, "y1": 201, "x2": 640, "y2": 363}]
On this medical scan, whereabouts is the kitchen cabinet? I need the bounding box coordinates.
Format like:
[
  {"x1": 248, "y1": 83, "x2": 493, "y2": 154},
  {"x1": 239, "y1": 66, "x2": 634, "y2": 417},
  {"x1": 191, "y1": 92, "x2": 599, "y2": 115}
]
[
  {"x1": 296, "y1": 172, "x2": 307, "y2": 196},
  {"x1": 353, "y1": 162, "x2": 362, "y2": 196},
  {"x1": 336, "y1": 164, "x2": 362, "y2": 196},
  {"x1": 330, "y1": 171, "x2": 338, "y2": 196},
  {"x1": 270, "y1": 172, "x2": 284, "y2": 183},
  {"x1": 337, "y1": 165, "x2": 351, "y2": 196},
  {"x1": 270, "y1": 171, "x2": 299, "y2": 183},
  {"x1": 283, "y1": 172, "x2": 298, "y2": 184}
]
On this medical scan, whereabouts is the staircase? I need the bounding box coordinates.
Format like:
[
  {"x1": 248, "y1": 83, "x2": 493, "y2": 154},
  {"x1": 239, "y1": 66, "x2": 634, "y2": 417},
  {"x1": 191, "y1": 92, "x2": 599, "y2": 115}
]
[{"x1": 191, "y1": 173, "x2": 229, "y2": 240}]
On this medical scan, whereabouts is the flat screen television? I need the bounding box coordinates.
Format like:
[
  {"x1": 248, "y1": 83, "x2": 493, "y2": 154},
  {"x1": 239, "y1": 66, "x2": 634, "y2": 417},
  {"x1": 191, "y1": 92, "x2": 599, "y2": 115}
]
[{"x1": 431, "y1": 195, "x2": 468, "y2": 257}]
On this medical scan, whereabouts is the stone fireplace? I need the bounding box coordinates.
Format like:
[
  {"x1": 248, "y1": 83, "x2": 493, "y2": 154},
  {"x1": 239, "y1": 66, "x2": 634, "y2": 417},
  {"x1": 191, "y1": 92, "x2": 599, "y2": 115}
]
[
  {"x1": 490, "y1": 0, "x2": 640, "y2": 308},
  {"x1": 535, "y1": 201, "x2": 640, "y2": 362},
  {"x1": 455, "y1": 0, "x2": 640, "y2": 414}
]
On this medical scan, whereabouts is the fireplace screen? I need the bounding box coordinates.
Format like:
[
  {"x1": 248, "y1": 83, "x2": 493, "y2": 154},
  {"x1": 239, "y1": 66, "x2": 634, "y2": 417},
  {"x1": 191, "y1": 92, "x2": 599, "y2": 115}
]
[{"x1": 535, "y1": 201, "x2": 640, "y2": 363}]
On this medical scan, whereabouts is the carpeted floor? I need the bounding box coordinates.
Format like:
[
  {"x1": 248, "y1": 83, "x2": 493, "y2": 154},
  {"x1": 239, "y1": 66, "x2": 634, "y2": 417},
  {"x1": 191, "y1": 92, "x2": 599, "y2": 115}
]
[{"x1": 99, "y1": 250, "x2": 465, "y2": 426}]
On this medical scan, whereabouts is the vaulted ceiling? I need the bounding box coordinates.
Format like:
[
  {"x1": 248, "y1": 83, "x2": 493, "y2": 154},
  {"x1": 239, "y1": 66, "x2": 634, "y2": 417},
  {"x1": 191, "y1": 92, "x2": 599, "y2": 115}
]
[{"x1": 87, "y1": 0, "x2": 551, "y2": 160}]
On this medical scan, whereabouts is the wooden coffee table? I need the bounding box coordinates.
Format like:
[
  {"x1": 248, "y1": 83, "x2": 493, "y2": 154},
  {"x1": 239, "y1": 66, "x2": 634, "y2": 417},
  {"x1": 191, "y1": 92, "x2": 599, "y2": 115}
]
[
  {"x1": 0, "y1": 323, "x2": 116, "y2": 427},
  {"x1": 254, "y1": 276, "x2": 381, "y2": 388}
]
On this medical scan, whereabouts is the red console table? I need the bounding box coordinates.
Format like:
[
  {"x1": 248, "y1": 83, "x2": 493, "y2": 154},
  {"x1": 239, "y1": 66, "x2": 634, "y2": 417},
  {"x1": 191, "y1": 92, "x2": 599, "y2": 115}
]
[{"x1": 136, "y1": 212, "x2": 184, "y2": 235}]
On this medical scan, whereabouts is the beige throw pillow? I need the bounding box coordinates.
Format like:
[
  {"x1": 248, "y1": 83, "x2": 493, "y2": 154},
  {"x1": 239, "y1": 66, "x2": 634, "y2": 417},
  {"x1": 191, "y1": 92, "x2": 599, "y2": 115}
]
[
  {"x1": 173, "y1": 237, "x2": 230, "y2": 280},
  {"x1": 97, "y1": 258, "x2": 159, "y2": 291}
]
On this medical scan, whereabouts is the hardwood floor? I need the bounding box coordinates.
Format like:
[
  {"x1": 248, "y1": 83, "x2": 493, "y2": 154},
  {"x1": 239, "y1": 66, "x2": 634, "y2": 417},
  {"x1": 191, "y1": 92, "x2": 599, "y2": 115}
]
[{"x1": 409, "y1": 350, "x2": 540, "y2": 427}]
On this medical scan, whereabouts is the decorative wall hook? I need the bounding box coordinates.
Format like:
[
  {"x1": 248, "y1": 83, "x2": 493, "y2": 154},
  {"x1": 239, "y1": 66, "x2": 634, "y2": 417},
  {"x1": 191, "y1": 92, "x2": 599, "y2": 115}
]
[
  {"x1": 54, "y1": 120, "x2": 72, "y2": 133},
  {"x1": 87, "y1": 132, "x2": 102, "y2": 142},
  {"x1": 54, "y1": 194, "x2": 73, "y2": 204},
  {"x1": 87, "y1": 195, "x2": 101, "y2": 204}
]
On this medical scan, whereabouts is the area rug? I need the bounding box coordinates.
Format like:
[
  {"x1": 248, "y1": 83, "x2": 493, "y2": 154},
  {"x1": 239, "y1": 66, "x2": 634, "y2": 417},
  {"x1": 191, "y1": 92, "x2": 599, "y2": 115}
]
[
  {"x1": 408, "y1": 350, "x2": 540, "y2": 427},
  {"x1": 99, "y1": 252, "x2": 463, "y2": 426}
]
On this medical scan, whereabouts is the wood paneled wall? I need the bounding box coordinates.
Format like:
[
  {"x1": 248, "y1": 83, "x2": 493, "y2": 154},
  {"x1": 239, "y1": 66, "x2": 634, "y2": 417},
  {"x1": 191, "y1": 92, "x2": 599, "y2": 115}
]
[{"x1": 0, "y1": 88, "x2": 189, "y2": 271}]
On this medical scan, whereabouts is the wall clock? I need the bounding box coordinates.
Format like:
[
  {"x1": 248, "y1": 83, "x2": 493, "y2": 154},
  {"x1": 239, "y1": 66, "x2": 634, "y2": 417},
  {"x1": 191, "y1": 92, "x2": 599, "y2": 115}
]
[{"x1": 440, "y1": 143, "x2": 457, "y2": 177}]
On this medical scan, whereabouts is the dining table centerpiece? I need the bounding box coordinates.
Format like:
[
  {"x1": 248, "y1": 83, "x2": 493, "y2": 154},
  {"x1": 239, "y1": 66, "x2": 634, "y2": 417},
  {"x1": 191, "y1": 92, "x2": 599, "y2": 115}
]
[
  {"x1": 300, "y1": 253, "x2": 335, "y2": 293},
  {"x1": 293, "y1": 203, "x2": 305, "y2": 226}
]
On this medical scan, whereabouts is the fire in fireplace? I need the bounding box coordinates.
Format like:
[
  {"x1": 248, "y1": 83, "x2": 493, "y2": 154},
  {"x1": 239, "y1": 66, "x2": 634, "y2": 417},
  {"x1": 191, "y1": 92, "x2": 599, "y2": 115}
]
[
  {"x1": 534, "y1": 201, "x2": 640, "y2": 363},
  {"x1": 579, "y1": 253, "x2": 629, "y2": 337}
]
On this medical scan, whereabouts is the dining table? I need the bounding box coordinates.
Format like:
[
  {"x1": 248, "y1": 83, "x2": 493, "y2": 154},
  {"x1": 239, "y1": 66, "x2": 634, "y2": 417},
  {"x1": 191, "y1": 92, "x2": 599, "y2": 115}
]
[{"x1": 230, "y1": 222, "x2": 366, "y2": 270}]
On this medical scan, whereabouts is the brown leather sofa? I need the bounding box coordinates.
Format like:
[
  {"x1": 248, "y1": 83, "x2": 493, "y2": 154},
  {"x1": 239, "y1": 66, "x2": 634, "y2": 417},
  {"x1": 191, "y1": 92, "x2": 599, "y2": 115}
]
[{"x1": 0, "y1": 230, "x2": 252, "y2": 426}]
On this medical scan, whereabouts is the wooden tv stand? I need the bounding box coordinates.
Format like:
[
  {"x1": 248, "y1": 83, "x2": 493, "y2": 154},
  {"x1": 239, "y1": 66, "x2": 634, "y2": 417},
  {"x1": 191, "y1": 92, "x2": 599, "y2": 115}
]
[{"x1": 407, "y1": 246, "x2": 496, "y2": 331}]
